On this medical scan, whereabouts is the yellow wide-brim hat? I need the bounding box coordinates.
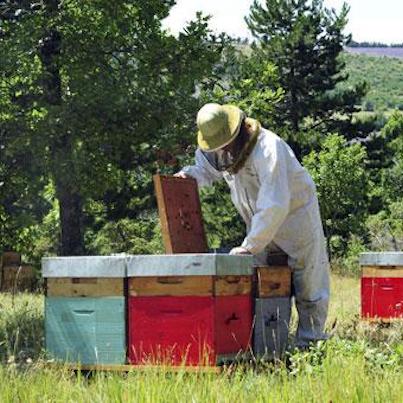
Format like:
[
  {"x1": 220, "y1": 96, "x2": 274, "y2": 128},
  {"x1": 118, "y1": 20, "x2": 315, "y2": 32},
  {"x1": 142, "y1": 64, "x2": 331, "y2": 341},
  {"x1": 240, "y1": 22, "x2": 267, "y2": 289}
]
[{"x1": 197, "y1": 103, "x2": 243, "y2": 152}]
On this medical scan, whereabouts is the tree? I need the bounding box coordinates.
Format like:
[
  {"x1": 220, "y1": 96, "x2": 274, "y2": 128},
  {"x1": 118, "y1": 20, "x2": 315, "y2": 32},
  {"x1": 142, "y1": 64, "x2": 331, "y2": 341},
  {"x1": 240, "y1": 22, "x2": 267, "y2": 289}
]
[
  {"x1": 303, "y1": 134, "x2": 368, "y2": 255},
  {"x1": 245, "y1": 0, "x2": 367, "y2": 156},
  {"x1": 380, "y1": 113, "x2": 403, "y2": 204},
  {"x1": 0, "y1": 1, "x2": 223, "y2": 255}
]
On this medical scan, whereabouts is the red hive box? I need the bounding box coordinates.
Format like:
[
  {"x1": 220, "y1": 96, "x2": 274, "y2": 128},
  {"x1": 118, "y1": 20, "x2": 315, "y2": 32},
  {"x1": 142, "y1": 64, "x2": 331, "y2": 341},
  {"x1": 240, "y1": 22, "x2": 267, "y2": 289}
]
[
  {"x1": 360, "y1": 252, "x2": 403, "y2": 321},
  {"x1": 127, "y1": 254, "x2": 253, "y2": 366}
]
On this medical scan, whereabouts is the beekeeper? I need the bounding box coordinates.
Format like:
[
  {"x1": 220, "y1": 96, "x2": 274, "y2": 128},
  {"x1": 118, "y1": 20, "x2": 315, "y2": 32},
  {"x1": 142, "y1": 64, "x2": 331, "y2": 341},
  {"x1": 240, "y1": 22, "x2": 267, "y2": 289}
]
[{"x1": 175, "y1": 103, "x2": 330, "y2": 348}]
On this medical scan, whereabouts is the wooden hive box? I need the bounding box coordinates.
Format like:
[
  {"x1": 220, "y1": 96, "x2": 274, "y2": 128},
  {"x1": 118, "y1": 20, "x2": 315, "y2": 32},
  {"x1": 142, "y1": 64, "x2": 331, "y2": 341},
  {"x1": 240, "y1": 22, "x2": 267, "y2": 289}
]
[
  {"x1": 1, "y1": 265, "x2": 35, "y2": 292},
  {"x1": 42, "y1": 256, "x2": 127, "y2": 365},
  {"x1": 1, "y1": 251, "x2": 21, "y2": 267},
  {"x1": 127, "y1": 254, "x2": 254, "y2": 366},
  {"x1": 253, "y1": 264, "x2": 292, "y2": 359},
  {"x1": 360, "y1": 252, "x2": 403, "y2": 321}
]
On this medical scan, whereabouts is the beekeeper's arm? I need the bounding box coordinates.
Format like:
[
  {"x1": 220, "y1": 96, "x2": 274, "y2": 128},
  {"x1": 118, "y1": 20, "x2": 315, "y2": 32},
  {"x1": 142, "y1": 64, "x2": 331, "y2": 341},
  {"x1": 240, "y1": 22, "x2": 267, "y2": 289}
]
[
  {"x1": 176, "y1": 148, "x2": 223, "y2": 187},
  {"x1": 240, "y1": 138, "x2": 291, "y2": 254}
]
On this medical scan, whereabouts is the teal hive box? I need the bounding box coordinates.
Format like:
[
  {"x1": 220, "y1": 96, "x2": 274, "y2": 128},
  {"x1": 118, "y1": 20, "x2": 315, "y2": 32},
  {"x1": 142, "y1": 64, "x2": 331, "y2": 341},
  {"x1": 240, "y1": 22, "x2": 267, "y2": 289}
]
[{"x1": 42, "y1": 256, "x2": 126, "y2": 365}]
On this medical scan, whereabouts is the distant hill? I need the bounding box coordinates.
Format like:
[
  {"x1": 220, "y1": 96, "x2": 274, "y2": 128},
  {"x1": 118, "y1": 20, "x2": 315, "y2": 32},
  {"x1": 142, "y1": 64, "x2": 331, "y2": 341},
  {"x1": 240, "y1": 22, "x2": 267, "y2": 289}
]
[
  {"x1": 348, "y1": 40, "x2": 403, "y2": 48},
  {"x1": 341, "y1": 52, "x2": 403, "y2": 111},
  {"x1": 234, "y1": 44, "x2": 403, "y2": 112},
  {"x1": 345, "y1": 47, "x2": 403, "y2": 59}
]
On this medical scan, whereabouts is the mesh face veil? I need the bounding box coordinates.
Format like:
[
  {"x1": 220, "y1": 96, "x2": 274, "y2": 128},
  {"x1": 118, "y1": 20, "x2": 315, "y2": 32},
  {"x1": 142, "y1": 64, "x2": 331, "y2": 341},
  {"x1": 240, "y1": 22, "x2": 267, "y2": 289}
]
[{"x1": 201, "y1": 124, "x2": 248, "y2": 171}]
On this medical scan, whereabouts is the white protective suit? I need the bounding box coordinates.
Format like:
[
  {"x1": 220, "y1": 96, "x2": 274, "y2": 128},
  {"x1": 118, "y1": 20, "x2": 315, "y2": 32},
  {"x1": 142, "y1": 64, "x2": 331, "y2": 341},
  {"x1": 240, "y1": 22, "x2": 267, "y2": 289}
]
[{"x1": 181, "y1": 128, "x2": 330, "y2": 346}]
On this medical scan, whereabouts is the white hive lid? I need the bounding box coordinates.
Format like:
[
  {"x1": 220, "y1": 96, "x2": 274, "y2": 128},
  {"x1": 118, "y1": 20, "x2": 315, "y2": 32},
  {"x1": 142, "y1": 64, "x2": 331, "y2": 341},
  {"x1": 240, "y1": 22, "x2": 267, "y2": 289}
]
[
  {"x1": 41, "y1": 256, "x2": 127, "y2": 278},
  {"x1": 359, "y1": 252, "x2": 403, "y2": 266},
  {"x1": 126, "y1": 254, "x2": 254, "y2": 277}
]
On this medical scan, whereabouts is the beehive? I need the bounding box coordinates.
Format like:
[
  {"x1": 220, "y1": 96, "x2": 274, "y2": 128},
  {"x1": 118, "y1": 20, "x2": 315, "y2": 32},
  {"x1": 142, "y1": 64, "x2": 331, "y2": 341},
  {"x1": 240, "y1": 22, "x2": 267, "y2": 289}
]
[
  {"x1": 1, "y1": 265, "x2": 35, "y2": 292},
  {"x1": 42, "y1": 256, "x2": 127, "y2": 365},
  {"x1": 0, "y1": 251, "x2": 34, "y2": 292},
  {"x1": 360, "y1": 252, "x2": 403, "y2": 321},
  {"x1": 127, "y1": 254, "x2": 253, "y2": 366},
  {"x1": 253, "y1": 265, "x2": 292, "y2": 359}
]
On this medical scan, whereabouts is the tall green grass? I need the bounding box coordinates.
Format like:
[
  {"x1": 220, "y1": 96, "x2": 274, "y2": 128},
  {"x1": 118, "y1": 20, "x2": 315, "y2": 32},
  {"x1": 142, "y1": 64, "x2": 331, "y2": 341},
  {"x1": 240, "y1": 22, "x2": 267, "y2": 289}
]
[
  {"x1": 0, "y1": 292, "x2": 44, "y2": 363},
  {"x1": 0, "y1": 341, "x2": 401, "y2": 403},
  {"x1": 0, "y1": 274, "x2": 402, "y2": 402}
]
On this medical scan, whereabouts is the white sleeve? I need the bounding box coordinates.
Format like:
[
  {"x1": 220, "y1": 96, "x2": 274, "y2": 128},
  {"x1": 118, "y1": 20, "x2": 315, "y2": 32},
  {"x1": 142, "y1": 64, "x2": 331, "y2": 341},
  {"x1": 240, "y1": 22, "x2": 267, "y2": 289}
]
[
  {"x1": 179, "y1": 148, "x2": 223, "y2": 187},
  {"x1": 241, "y1": 138, "x2": 291, "y2": 254}
]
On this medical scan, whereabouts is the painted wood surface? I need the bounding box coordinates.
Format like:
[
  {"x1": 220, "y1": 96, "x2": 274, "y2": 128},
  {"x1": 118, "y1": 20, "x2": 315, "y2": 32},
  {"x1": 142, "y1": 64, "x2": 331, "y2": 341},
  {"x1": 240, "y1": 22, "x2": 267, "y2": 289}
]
[
  {"x1": 127, "y1": 254, "x2": 253, "y2": 276},
  {"x1": 214, "y1": 276, "x2": 252, "y2": 296},
  {"x1": 47, "y1": 278, "x2": 124, "y2": 297},
  {"x1": 128, "y1": 296, "x2": 215, "y2": 365},
  {"x1": 45, "y1": 297, "x2": 126, "y2": 365},
  {"x1": 153, "y1": 174, "x2": 208, "y2": 253},
  {"x1": 42, "y1": 256, "x2": 126, "y2": 278},
  {"x1": 253, "y1": 297, "x2": 291, "y2": 359},
  {"x1": 128, "y1": 295, "x2": 253, "y2": 366},
  {"x1": 361, "y1": 277, "x2": 403, "y2": 319},
  {"x1": 129, "y1": 275, "x2": 252, "y2": 297},
  {"x1": 129, "y1": 276, "x2": 213, "y2": 296},
  {"x1": 255, "y1": 266, "x2": 291, "y2": 298},
  {"x1": 362, "y1": 266, "x2": 403, "y2": 278},
  {"x1": 214, "y1": 295, "x2": 253, "y2": 355},
  {"x1": 360, "y1": 252, "x2": 403, "y2": 266}
]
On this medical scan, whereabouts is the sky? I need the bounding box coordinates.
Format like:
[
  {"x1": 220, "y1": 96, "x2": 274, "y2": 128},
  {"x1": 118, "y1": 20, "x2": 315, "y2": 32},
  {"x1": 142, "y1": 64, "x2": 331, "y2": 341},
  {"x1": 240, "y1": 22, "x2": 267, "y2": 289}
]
[{"x1": 163, "y1": 0, "x2": 403, "y2": 45}]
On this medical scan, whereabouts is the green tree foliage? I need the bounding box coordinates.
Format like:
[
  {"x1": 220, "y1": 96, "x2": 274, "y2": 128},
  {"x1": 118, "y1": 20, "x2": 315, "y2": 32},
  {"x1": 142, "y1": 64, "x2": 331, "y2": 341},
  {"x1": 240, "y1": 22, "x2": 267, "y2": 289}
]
[
  {"x1": 200, "y1": 182, "x2": 246, "y2": 251},
  {"x1": 380, "y1": 113, "x2": 403, "y2": 204},
  {"x1": 0, "y1": 1, "x2": 223, "y2": 255},
  {"x1": 303, "y1": 134, "x2": 368, "y2": 255},
  {"x1": 366, "y1": 202, "x2": 403, "y2": 252},
  {"x1": 202, "y1": 48, "x2": 284, "y2": 128},
  {"x1": 245, "y1": 0, "x2": 367, "y2": 155},
  {"x1": 197, "y1": 49, "x2": 284, "y2": 250}
]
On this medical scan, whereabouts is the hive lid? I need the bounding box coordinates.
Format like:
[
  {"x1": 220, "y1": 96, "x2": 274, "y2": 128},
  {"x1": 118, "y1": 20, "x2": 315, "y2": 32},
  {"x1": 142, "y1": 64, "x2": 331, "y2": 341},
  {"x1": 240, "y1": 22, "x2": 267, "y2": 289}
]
[
  {"x1": 127, "y1": 254, "x2": 254, "y2": 276},
  {"x1": 359, "y1": 252, "x2": 403, "y2": 266},
  {"x1": 42, "y1": 256, "x2": 126, "y2": 278}
]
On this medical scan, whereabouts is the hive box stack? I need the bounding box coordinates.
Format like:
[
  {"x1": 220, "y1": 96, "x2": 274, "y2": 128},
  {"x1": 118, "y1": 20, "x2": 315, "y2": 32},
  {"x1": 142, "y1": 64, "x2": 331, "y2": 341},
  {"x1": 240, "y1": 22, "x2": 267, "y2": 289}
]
[
  {"x1": 0, "y1": 251, "x2": 34, "y2": 292},
  {"x1": 127, "y1": 254, "x2": 253, "y2": 366},
  {"x1": 360, "y1": 252, "x2": 403, "y2": 321},
  {"x1": 253, "y1": 256, "x2": 292, "y2": 359},
  {"x1": 43, "y1": 256, "x2": 127, "y2": 365}
]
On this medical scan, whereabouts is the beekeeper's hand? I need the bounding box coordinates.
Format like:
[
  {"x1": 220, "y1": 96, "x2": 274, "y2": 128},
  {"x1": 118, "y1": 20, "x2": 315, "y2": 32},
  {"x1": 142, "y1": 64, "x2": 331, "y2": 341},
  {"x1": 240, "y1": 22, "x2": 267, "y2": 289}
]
[
  {"x1": 229, "y1": 246, "x2": 251, "y2": 255},
  {"x1": 174, "y1": 172, "x2": 191, "y2": 179}
]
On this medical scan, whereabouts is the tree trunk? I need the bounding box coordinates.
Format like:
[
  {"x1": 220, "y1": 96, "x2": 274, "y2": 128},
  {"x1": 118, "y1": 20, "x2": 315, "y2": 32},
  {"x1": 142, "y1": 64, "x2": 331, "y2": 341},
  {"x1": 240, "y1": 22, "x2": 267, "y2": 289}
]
[
  {"x1": 40, "y1": 0, "x2": 85, "y2": 255},
  {"x1": 289, "y1": 65, "x2": 299, "y2": 133},
  {"x1": 55, "y1": 177, "x2": 85, "y2": 256}
]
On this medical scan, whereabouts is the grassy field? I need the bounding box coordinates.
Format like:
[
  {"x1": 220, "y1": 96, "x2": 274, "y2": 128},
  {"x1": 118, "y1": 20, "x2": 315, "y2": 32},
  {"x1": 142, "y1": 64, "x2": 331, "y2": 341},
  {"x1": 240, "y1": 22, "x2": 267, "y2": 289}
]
[{"x1": 0, "y1": 274, "x2": 402, "y2": 402}]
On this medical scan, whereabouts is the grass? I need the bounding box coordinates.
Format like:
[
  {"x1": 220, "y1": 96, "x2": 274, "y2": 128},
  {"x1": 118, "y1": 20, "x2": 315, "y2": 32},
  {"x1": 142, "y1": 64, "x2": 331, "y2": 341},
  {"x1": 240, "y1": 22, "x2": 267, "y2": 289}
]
[{"x1": 0, "y1": 274, "x2": 402, "y2": 402}]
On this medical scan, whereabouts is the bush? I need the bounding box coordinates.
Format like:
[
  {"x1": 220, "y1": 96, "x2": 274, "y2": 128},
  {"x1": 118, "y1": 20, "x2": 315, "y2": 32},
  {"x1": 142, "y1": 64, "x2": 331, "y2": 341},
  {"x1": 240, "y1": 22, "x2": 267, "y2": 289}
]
[
  {"x1": 366, "y1": 202, "x2": 403, "y2": 251},
  {"x1": 331, "y1": 235, "x2": 367, "y2": 277},
  {"x1": 303, "y1": 134, "x2": 369, "y2": 256},
  {"x1": 85, "y1": 215, "x2": 164, "y2": 255}
]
